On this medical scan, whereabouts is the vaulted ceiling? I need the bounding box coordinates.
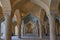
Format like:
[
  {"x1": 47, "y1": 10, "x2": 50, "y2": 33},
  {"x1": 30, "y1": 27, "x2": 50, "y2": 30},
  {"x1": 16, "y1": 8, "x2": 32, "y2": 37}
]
[
  {"x1": 10, "y1": 0, "x2": 41, "y2": 17},
  {"x1": 0, "y1": 0, "x2": 60, "y2": 18}
]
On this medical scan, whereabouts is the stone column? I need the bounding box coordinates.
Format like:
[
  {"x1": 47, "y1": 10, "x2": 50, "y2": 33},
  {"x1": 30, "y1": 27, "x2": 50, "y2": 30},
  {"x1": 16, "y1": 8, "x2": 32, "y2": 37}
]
[
  {"x1": 14, "y1": 10, "x2": 21, "y2": 38},
  {"x1": 39, "y1": 20, "x2": 43, "y2": 39},
  {"x1": 12, "y1": 21, "x2": 17, "y2": 35},
  {"x1": 39, "y1": 9, "x2": 45, "y2": 39},
  {"x1": 17, "y1": 13, "x2": 22, "y2": 38},
  {"x1": 14, "y1": 9, "x2": 21, "y2": 38},
  {"x1": 12, "y1": 25, "x2": 15, "y2": 35},
  {"x1": 17, "y1": 23, "x2": 21, "y2": 38},
  {"x1": 17, "y1": 17, "x2": 21, "y2": 38},
  {"x1": 21, "y1": 20, "x2": 24, "y2": 37},
  {"x1": 50, "y1": 16, "x2": 56, "y2": 40},
  {"x1": 4, "y1": 14, "x2": 12, "y2": 40},
  {"x1": 33, "y1": 23, "x2": 39, "y2": 37},
  {"x1": 47, "y1": 12, "x2": 56, "y2": 40}
]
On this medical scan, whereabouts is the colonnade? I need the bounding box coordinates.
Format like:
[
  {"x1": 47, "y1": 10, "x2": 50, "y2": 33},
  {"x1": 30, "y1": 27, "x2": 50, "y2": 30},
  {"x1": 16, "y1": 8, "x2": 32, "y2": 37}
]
[
  {"x1": 0, "y1": 10, "x2": 57, "y2": 40},
  {"x1": 0, "y1": 0, "x2": 57, "y2": 40}
]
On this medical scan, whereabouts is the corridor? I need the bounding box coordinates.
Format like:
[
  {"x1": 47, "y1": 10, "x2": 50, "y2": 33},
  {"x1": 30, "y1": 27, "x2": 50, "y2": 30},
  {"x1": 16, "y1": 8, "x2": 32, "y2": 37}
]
[{"x1": 0, "y1": 0, "x2": 60, "y2": 40}]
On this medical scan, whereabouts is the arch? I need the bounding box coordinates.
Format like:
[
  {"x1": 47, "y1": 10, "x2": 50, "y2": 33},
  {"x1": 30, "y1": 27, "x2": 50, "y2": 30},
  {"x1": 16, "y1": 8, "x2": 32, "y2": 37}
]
[
  {"x1": 31, "y1": 0, "x2": 57, "y2": 40},
  {"x1": 30, "y1": 0, "x2": 50, "y2": 14},
  {"x1": 21, "y1": 14, "x2": 39, "y2": 38},
  {"x1": 12, "y1": 0, "x2": 29, "y2": 8},
  {"x1": 30, "y1": 0, "x2": 53, "y2": 24}
]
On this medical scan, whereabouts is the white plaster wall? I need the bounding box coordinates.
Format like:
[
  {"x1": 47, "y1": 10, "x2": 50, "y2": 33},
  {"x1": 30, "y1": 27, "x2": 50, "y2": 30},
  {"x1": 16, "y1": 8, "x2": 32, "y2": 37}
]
[
  {"x1": 1, "y1": 21, "x2": 6, "y2": 36},
  {"x1": 15, "y1": 25, "x2": 18, "y2": 36}
]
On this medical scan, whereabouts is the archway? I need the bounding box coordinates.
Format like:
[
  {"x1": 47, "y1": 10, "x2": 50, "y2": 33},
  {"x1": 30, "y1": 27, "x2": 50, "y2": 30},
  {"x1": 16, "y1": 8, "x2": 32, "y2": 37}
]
[
  {"x1": 30, "y1": 0, "x2": 59, "y2": 40},
  {"x1": 21, "y1": 14, "x2": 39, "y2": 38}
]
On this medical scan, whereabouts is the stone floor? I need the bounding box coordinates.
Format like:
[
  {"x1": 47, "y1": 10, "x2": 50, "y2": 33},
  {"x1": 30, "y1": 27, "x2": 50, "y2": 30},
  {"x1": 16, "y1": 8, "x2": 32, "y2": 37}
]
[
  {"x1": 1, "y1": 36, "x2": 60, "y2": 40},
  {"x1": 1, "y1": 36, "x2": 48, "y2": 40}
]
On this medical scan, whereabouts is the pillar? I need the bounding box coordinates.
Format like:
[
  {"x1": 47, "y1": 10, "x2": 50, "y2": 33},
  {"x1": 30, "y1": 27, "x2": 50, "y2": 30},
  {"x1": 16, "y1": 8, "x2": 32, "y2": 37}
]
[
  {"x1": 12, "y1": 22, "x2": 17, "y2": 35},
  {"x1": 12, "y1": 25, "x2": 15, "y2": 35},
  {"x1": 39, "y1": 21, "x2": 42, "y2": 39},
  {"x1": 4, "y1": 14, "x2": 12, "y2": 40},
  {"x1": 17, "y1": 16, "x2": 21, "y2": 38},
  {"x1": 21, "y1": 20, "x2": 24, "y2": 37},
  {"x1": 17, "y1": 23, "x2": 21, "y2": 38},
  {"x1": 47, "y1": 12, "x2": 56, "y2": 40},
  {"x1": 39, "y1": 9, "x2": 45, "y2": 39},
  {"x1": 14, "y1": 9, "x2": 21, "y2": 38}
]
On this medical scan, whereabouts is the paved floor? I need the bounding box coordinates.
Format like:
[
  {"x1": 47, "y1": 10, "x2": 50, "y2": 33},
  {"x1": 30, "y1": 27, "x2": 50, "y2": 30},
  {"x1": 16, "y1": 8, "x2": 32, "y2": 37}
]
[
  {"x1": 1, "y1": 36, "x2": 60, "y2": 40},
  {"x1": 1, "y1": 36, "x2": 49, "y2": 40}
]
